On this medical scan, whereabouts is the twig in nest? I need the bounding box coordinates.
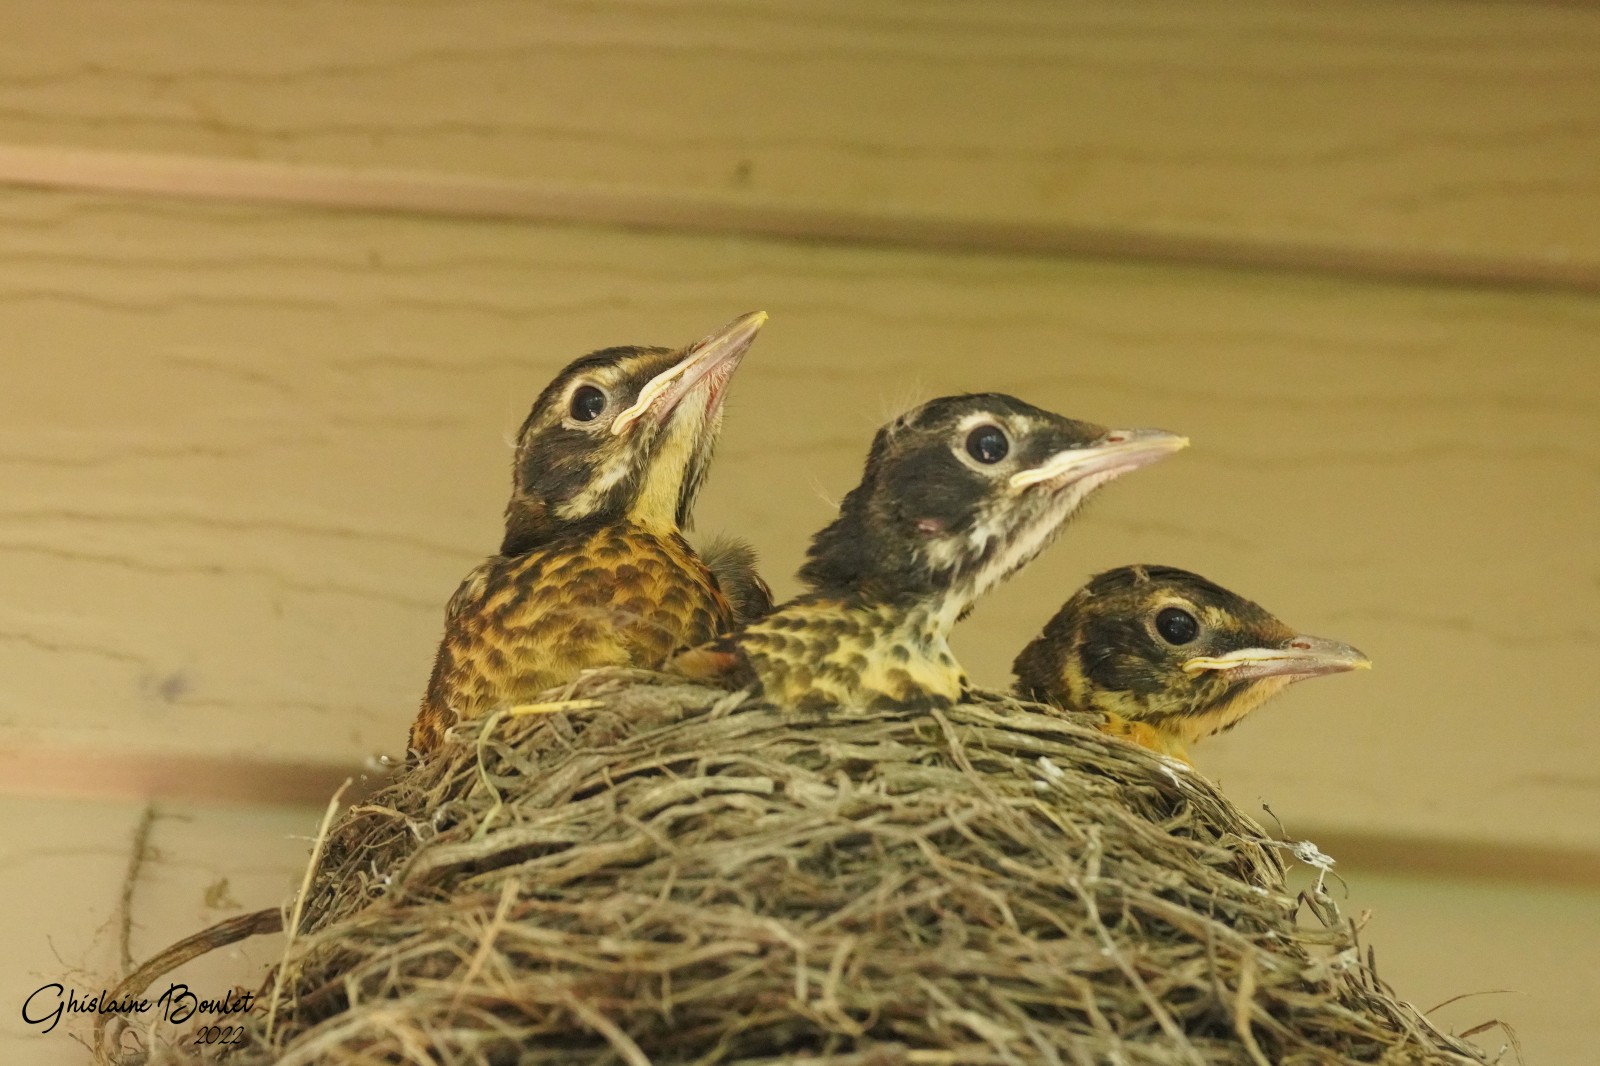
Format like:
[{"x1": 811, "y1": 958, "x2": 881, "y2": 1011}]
[
  {"x1": 115, "y1": 805, "x2": 159, "y2": 976},
  {"x1": 506, "y1": 699, "x2": 606, "y2": 717},
  {"x1": 265, "y1": 778, "x2": 350, "y2": 1042},
  {"x1": 94, "y1": 907, "x2": 282, "y2": 1064}
]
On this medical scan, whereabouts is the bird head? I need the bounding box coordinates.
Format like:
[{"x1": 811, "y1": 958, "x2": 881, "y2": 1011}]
[
  {"x1": 1014, "y1": 564, "x2": 1370, "y2": 746},
  {"x1": 501, "y1": 312, "x2": 766, "y2": 554},
  {"x1": 799, "y1": 394, "x2": 1187, "y2": 622}
]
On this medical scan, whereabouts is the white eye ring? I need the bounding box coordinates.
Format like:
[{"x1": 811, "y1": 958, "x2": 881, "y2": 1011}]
[{"x1": 950, "y1": 412, "x2": 1015, "y2": 474}]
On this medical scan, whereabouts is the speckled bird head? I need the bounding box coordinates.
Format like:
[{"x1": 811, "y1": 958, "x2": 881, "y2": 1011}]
[
  {"x1": 799, "y1": 394, "x2": 1188, "y2": 623},
  {"x1": 1013, "y1": 565, "x2": 1370, "y2": 747},
  {"x1": 501, "y1": 312, "x2": 765, "y2": 554}
]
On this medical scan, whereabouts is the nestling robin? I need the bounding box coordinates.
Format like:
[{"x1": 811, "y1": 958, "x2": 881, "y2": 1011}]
[
  {"x1": 674, "y1": 395, "x2": 1187, "y2": 712},
  {"x1": 697, "y1": 534, "x2": 775, "y2": 625},
  {"x1": 1012, "y1": 565, "x2": 1371, "y2": 763},
  {"x1": 410, "y1": 312, "x2": 767, "y2": 756}
]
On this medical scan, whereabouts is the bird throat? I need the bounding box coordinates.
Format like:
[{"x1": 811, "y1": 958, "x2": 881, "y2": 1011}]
[
  {"x1": 625, "y1": 399, "x2": 716, "y2": 534},
  {"x1": 1166, "y1": 675, "x2": 1295, "y2": 746}
]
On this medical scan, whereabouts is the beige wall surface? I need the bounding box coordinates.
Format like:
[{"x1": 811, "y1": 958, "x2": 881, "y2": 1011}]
[
  {"x1": 2, "y1": 1, "x2": 1599, "y2": 287},
  {"x1": 0, "y1": 2, "x2": 1596, "y2": 1064},
  {"x1": 1287, "y1": 864, "x2": 1600, "y2": 1062},
  {"x1": 0, "y1": 797, "x2": 310, "y2": 1066},
  {"x1": 2, "y1": 189, "x2": 1595, "y2": 860}
]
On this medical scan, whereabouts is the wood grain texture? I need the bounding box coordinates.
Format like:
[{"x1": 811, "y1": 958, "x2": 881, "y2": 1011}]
[
  {"x1": 0, "y1": 187, "x2": 1595, "y2": 861},
  {"x1": 0, "y1": 1, "x2": 1597, "y2": 285}
]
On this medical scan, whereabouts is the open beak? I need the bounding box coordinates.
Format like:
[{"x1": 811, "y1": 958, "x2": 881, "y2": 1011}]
[
  {"x1": 1009, "y1": 427, "x2": 1189, "y2": 491},
  {"x1": 1182, "y1": 634, "x2": 1372, "y2": 681},
  {"x1": 611, "y1": 310, "x2": 767, "y2": 436}
]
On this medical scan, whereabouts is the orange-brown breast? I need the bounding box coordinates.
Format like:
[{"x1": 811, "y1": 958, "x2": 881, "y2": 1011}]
[{"x1": 409, "y1": 523, "x2": 731, "y2": 755}]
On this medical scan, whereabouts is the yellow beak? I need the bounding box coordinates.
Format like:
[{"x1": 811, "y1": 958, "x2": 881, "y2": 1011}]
[
  {"x1": 611, "y1": 311, "x2": 767, "y2": 436},
  {"x1": 1182, "y1": 635, "x2": 1372, "y2": 680},
  {"x1": 1009, "y1": 428, "x2": 1189, "y2": 491}
]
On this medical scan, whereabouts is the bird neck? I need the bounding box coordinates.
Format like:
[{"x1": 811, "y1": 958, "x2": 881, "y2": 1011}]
[
  {"x1": 809, "y1": 584, "x2": 963, "y2": 640},
  {"x1": 501, "y1": 500, "x2": 570, "y2": 556},
  {"x1": 499, "y1": 505, "x2": 681, "y2": 559}
]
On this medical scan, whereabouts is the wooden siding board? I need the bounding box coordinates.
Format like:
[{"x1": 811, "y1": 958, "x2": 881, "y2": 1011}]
[
  {"x1": 0, "y1": 2, "x2": 1597, "y2": 281},
  {"x1": 0, "y1": 187, "x2": 1595, "y2": 858}
]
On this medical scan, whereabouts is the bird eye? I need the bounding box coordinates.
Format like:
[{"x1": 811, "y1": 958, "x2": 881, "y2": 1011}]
[
  {"x1": 570, "y1": 384, "x2": 607, "y2": 422},
  {"x1": 965, "y1": 425, "x2": 1009, "y2": 464},
  {"x1": 1155, "y1": 607, "x2": 1199, "y2": 645}
]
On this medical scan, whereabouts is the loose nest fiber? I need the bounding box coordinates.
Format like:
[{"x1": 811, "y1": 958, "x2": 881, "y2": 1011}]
[{"x1": 114, "y1": 673, "x2": 1499, "y2": 1066}]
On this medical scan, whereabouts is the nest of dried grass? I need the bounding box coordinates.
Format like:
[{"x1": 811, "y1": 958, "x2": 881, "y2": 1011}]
[{"x1": 108, "y1": 672, "x2": 1499, "y2": 1065}]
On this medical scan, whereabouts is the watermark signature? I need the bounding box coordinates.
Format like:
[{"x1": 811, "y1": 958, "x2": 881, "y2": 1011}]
[{"x1": 21, "y1": 982, "x2": 255, "y2": 1038}]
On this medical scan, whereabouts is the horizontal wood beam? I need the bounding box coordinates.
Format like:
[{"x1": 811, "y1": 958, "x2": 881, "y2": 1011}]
[
  {"x1": 1306, "y1": 829, "x2": 1600, "y2": 890},
  {"x1": 3, "y1": 143, "x2": 1597, "y2": 293},
  {"x1": 2, "y1": 1, "x2": 1598, "y2": 290},
  {"x1": 0, "y1": 745, "x2": 364, "y2": 808}
]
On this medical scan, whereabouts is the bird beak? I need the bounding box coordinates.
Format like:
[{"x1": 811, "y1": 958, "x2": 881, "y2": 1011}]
[
  {"x1": 611, "y1": 311, "x2": 767, "y2": 435},
  {"x1": 1181, "y1": 635, "x2": 1372, "y2": 681},
  {"x1": 1009, "y1": 428, "x2": 1189, "y2": 491}
]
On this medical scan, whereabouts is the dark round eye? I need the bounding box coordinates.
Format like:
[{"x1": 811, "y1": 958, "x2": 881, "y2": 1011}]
[
  {"x1": 965, "y1": 425, "x2": 1009, "y2": 464},
  {"x1": 570, "y1": 384, "x2": 607, "y2": 422},
  {"x1": 1155, "y1": 606, "x2": 1199, "y2": 645}
]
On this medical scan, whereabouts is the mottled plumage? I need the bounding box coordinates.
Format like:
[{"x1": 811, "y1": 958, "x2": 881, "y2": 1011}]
[
  {"x1": 675, "y1": 394, "x2": 1187, "y2": 712},
  {"x1": 1013, "y1": 565, "x2": 1370, "y2": 763},
  {"x1": 411, "y1": 312, "x2": 765, "y2": 755}
]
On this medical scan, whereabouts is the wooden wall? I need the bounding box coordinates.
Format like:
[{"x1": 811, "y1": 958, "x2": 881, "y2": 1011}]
[{"x1": 1, "y1": 3, "x2": 1596, "y2": 1062}]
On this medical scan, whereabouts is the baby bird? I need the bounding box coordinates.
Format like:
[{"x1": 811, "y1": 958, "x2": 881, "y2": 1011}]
[
  {"x1": 1012, "y1": 565, "x2": 1370, "y2": 763},
  {"x1": 697, "y1": 534, "x2": 775, "y2": 625},
  {"x1": 675, "y1": 395, "x2": 1187, "y2": 712},
  {"x1": 410, "y1": 312, "x2": 766, "y2": 756}
]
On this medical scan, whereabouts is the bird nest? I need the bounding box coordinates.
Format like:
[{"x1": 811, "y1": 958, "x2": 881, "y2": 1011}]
[{"x1": 104, "y1": 672, "x2": 1499, "y2": 1065}]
